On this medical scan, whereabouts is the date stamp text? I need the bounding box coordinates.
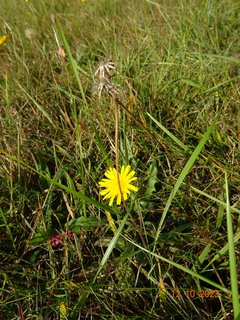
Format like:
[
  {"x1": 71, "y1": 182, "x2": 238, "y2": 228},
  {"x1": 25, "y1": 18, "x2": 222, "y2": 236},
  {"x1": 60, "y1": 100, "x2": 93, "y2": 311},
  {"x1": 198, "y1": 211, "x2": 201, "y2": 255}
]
[{"x1": 172, "y1": 289, "x2": 219, "y2": 299}]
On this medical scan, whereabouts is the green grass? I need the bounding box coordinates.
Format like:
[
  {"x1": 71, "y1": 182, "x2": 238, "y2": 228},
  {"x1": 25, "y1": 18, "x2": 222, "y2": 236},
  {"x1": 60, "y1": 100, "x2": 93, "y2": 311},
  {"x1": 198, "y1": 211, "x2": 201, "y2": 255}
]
[{"x1": 0, "y1": 0, "x2": 240, "y2": 319}]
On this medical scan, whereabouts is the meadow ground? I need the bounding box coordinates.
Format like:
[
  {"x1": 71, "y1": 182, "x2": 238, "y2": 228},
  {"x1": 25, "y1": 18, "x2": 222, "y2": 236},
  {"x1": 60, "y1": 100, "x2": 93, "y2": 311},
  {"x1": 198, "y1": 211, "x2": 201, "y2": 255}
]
[{"x1": 0, "y1": 0, "x2": 240, "y2": 319}]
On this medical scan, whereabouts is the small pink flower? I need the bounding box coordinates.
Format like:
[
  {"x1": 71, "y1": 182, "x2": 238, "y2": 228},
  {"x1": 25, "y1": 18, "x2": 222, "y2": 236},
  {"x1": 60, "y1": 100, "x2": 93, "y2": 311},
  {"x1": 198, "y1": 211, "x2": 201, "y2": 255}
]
[
  {"x1": 66, "y1": 230, "x2": 74, "y2": 240},
  {"x1": 50, "y1": 230, "x2": 74, "y2": 248},
  {"x1": 50, "y1": 233, "x2": 64, "y2": 248}
]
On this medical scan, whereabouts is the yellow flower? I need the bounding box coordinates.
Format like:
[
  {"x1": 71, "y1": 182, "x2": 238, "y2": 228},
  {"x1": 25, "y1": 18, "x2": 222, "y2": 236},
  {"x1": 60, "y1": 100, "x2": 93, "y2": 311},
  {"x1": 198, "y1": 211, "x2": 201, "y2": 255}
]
[
  {"x1": 0, "y1": 35, "x2": 7, "y2": 45},
  {"x1": 99, "y1": 165, "x2": 138, "y2": 206},
  {"x1": 59, "y1": 302, "x2": 67, "y2": 320}
]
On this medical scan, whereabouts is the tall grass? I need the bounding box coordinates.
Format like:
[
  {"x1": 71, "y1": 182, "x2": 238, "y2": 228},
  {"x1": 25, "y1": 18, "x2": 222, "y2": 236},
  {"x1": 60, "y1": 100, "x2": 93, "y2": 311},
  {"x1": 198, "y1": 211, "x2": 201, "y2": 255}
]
[{"x1": 0, "y1": 0, "x2": 240, "y2": 319}]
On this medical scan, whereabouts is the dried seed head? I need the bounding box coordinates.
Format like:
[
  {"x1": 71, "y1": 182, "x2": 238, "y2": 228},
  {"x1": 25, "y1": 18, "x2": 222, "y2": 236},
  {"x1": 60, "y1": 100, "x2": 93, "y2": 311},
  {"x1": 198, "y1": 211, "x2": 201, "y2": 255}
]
[
  {"x1": 94, "y1": 60, "x2": 115, "y2": 80},
  {"x1": 93, "y1": 60, "x2": 127, "y2": 102},
  {"x1": 93, "y1": 60, "x2": 117, "y2": 98}
]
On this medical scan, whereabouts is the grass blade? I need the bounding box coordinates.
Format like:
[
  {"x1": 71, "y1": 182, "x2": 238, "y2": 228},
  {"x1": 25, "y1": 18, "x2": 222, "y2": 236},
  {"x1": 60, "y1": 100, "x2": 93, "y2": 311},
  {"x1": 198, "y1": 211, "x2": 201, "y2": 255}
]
[
  {"x1": 0, "y1": 149, "x2": 115, "y2": 215},
  {"x1": 126, "y1": 236, "x2": 234, "y2": 296},
  {"x1": 17, "y1": 83, "x2": 56, "y2": 128},
  {"x1": 147, "y1": 112, "x2": 188, "y2": 151},
  {"x1": 154, "y1": 118, "x2": 217, "y2": 249},
  {"x1": 58, "y1": 25, "x2": 87, "y2": 105},
  {"x1": 91, "y1": 119, "x2": 112, "y2": 168},
  {"x1": 202, "y1": 232, "x2": 240, "y2": 272},
  {"x1": 95, "y1": 214, "x2": 128, "y2": 279},
  {"x1": 0, "y1": 207, "x2": 16, "y2": 250},
  {"x1": 71, "y1": 214, "x2": 128, "y2": 314},
  {"x1": 225, "y1": 172, "x2": 240, "y2": 318},
  {"x1": 191, "y1": 186, "x2": 240, "y2": 215}
]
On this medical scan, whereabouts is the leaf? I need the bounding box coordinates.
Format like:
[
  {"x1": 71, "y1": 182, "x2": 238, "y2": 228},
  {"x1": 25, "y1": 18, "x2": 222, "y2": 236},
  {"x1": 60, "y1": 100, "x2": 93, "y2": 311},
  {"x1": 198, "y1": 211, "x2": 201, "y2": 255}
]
[
  {"x1": 67, "y1": 216, "x2": 100, "y2": 232},
  {"x1": 94, "y1": 236, "x2": 125, "y2": 250},
  {"x1": 28, "y1": 232, "x2": 50, "y2": 245},
  {"x1": 145, "y1": 162, "x2": 158, "y2": 197},
  {"x1": 212, "y1": 126, "x2": 223, "y2": 145}
]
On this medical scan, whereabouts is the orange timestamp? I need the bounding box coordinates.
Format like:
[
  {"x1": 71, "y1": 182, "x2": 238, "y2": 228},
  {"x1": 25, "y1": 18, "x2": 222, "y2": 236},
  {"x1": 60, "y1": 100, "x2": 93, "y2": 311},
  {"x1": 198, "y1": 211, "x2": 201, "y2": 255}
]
[{"x1": 172, "y1": 289, "x2": 219, "y2": 299}]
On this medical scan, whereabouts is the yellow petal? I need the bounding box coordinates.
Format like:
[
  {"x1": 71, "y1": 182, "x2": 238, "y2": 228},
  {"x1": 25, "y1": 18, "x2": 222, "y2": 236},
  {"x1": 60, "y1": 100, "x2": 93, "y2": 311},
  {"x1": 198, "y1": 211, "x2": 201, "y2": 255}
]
[{"x1": 0, "y1": 35, "x2": 7, "y2": 45}]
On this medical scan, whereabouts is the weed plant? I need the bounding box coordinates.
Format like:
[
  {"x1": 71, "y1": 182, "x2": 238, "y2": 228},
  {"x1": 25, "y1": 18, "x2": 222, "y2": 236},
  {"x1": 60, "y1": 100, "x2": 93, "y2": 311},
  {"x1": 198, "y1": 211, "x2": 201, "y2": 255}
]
[{"x1": 0, "y1": 0, "x2": 240, "y2": 319}]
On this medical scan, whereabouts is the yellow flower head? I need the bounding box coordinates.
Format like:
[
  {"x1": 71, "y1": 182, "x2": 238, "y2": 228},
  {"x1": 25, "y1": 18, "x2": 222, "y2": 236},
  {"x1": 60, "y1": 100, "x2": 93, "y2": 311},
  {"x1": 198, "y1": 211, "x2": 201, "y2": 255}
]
[
  {"x1": 99, "y1": 165, "x2": 138, "y2": 206},
  {"x1": 0, "y1": 35, "x2": 7, "y2": 45},
  {"x1": 59, "y1": 302, "x2": 67, "y2": 320}
]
